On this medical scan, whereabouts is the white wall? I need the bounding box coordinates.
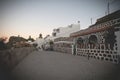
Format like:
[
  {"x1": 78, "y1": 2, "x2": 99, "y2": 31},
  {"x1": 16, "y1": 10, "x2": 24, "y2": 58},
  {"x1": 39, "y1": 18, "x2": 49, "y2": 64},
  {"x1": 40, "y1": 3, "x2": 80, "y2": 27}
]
[
  {"x1": 34, "y1": 23, "x2": 80, "y2": 46},
  {"x1": 54, "y1": 23, "x2": 80, "y2": 38}
]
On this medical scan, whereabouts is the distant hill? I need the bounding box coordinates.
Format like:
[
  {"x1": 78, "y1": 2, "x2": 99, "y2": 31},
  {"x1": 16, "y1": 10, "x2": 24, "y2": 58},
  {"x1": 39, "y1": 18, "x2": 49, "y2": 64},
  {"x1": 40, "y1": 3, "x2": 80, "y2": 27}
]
[{"x1": 7, "y1": 36, "x2": 27, "y2": 47}]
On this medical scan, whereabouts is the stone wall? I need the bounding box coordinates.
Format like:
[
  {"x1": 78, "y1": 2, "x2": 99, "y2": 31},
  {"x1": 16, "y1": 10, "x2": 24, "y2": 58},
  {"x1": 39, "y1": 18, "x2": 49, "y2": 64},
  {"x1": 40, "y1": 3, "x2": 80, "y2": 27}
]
[
  {"x1": 76, "y1": 44, "x2": 119, "y2": 63},
  {"x1": 54, "y1": 37, "x2": 73, "y2": 42},
  {"x1": 53, "y1": 42, "x2": 72, "y2": 54},
  {"x1": 0, "y1": 47, "x2": 35, "y2": 70}
]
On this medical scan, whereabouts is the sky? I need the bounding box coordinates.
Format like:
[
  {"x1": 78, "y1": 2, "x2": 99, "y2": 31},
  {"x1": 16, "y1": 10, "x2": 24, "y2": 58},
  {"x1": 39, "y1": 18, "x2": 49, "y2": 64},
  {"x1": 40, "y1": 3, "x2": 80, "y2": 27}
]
[{"x1": 0, "y1": 0, "x2": 120, "y2": 40}]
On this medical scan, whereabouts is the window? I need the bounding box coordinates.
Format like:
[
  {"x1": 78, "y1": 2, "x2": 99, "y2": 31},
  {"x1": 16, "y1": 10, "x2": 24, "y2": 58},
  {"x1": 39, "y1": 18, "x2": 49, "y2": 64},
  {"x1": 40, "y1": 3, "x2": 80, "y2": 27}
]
[{"x1": 52, "y1": 33, "x2": 56, "y2": 37}]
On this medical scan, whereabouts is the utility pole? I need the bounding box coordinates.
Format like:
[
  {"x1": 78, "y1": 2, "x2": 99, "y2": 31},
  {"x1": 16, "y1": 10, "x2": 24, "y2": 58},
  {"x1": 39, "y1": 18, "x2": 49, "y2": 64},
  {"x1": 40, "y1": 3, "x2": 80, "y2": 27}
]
[
  {"x1": 91, "y1": 18, "x2": 92, "y2": 25},
  {"x1": 107, "y1": 1, "x2": 110, "y2": 15},
  {"x1": 105, "y1": 11, "x2": 107, "y2": 16},
  {"x1": 78, "y1": 21, "x2": 80, "y2": 30}
]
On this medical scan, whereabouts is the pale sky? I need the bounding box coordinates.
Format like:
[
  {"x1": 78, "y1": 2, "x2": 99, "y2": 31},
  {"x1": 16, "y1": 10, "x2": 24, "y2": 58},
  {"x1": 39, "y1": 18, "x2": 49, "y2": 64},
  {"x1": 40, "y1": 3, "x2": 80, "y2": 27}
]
[{"x1": 0, "y1": 0, "x2": 120, "y2": 39}]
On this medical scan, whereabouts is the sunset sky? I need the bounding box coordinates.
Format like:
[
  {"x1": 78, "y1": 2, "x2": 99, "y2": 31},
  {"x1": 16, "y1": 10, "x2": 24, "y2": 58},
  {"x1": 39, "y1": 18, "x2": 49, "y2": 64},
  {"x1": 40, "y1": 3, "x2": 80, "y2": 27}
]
[{"x1": 0, "y1": 0, "x2": 120, "y2": 40}]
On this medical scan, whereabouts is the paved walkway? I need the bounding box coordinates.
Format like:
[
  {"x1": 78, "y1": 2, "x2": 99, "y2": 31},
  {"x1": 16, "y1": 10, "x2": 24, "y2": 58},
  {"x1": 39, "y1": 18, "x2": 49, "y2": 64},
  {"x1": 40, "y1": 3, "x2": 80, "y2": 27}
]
[{"x1": 12, "y1": 51, "x2": 120, "y2": 80}]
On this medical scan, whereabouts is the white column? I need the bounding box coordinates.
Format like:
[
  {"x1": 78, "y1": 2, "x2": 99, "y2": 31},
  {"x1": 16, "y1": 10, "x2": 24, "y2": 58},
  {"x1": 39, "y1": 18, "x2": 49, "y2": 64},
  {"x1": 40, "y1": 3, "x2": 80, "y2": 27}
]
[
  {"x1": 72, "y1": 44, "x2": 74, "y2": 55},
  {"x1": 115, "y1": 29, "x2": 120, "y2": 55}
]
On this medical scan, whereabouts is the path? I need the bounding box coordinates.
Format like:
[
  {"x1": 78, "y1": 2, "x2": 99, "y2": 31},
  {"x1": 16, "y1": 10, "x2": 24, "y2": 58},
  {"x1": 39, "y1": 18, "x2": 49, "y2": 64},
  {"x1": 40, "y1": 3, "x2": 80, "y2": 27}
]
[{"x1": 12, "y1": 51, "x2": 120, "y2": 80}]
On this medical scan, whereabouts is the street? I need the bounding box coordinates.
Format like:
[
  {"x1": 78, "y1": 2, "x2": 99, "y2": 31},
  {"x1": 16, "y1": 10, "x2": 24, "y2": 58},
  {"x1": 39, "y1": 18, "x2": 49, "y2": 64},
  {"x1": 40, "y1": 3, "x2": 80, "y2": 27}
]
[{"x1": 12, "y1": 51, "x2": 120, "y2": 80}]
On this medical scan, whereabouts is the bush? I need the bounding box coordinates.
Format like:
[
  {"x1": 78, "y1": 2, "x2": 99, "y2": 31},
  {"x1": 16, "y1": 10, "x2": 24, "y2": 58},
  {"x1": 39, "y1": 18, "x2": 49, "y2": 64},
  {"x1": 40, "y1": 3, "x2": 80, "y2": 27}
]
[{"x1": 0, "y1": 40, "x2": 7, "y2": 50}]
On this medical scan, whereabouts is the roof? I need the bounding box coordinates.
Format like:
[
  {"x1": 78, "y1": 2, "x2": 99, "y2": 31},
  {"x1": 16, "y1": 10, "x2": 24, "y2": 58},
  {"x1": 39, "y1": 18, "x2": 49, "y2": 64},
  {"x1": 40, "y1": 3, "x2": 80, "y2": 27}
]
[
  {"x1": 70, "y1": 10, "x2": 120, "y2": 37},
  {"x1": 95, "y1": 10, "x2": 120, "y2": 25}
]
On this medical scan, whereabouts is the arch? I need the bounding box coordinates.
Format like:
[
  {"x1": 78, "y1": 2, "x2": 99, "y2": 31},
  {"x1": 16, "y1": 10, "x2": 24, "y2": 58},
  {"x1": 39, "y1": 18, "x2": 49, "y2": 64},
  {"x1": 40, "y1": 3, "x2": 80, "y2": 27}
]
[
  {"x1": 77, "y1": 37, "x2": 84, "y2": 44},
  {"x1": 88, "y1": 35, "x2": 98, "y2": 49},
  {"x1": 89, "y1": 35, "x2": 98, "y2": 45}
]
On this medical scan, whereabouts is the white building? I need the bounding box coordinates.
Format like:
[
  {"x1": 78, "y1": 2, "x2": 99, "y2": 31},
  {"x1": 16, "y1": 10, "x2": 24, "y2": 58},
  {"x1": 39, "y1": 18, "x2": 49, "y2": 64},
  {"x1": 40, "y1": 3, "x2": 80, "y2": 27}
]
[
  {"x1": 32, "y1": 21, "x2": 80, "y2": 50},
  {"x1": 34, "y1": 37, "x2": 44, "y2": 49},
  {"x1": 52, "y1": 22, "x2": 80, "y2": 39},
  {"x1": 43, "y1": 21, "x2": 80, "y2": 42}
]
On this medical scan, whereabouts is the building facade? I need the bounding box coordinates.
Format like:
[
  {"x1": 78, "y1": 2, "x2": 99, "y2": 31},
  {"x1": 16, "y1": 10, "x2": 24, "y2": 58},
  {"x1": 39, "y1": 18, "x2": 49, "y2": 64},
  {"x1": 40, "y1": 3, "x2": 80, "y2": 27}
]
[
  {"x1": 53, "y1": 10, "x2": 120, "y2": 64},
  {"x1": 52, "y1": 22, "x2": 80, "y2": 38}
]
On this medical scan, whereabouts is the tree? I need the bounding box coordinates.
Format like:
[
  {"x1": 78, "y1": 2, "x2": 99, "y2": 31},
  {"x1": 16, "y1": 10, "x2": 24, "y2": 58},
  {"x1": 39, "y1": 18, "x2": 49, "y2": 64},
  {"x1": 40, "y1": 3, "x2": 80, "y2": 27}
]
[
  {"x1": 0, "y1": 37, "x2": 7, "y2": 50},
  {"x1": 27, "y1": 35, "x2": 34, "y2": 42},
  {"x1": 39, "y1": 34, "x2": 43, "y2": 38},
  {"x1": 49, "y1": 40, "x2": 54, "y2": 50}
]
